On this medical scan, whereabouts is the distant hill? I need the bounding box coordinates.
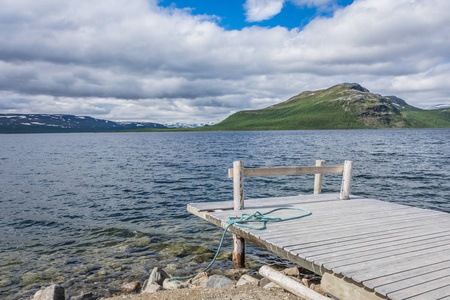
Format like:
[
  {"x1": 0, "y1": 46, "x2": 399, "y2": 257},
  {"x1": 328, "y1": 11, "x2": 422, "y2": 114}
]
[
  {"x1": 211, "y1": 83, "x2": 450, "y2": 130},
  {"x1": 0, "y1": 114, "x2": 166, "y2": 133},
  {"x1": 164, "y1": 121, "x2": 215, "y2": 128}
]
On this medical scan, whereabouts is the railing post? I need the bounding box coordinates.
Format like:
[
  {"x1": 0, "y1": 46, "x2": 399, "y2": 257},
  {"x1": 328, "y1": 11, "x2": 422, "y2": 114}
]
[
  {"x1": 339, "y1": 160, "x2": 353, "y2": 200},
  {"x1": 232, "y1": 161, "x2": 245, "y2": 268},
  {"x1": 314, "y1": 160, "x2": 325, "y2": 194},
  {"x1": 233, "y1": 161, "x2": 244, "y2": 210}
]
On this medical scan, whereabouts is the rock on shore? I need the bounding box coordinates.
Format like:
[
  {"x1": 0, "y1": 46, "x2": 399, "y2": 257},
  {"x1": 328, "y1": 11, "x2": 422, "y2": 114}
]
[
  {"x1": 33, "y1": 265, "x2": 325, "y2": 300},
  {"x1": 33, "y1": 284, "x2": 65, "y2": 300}
]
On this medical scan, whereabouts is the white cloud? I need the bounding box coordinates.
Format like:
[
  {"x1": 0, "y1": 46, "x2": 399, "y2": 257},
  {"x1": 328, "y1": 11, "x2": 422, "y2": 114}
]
[
  {"x1": 243, "y1": 0, "x2": 337, "y2": 23},
  {"x1": 367, "y1": 63, "x2": 450, "y2": 108},
  {"x1": 0, "y1": 0, "x2": 449, "y2": 123},
  {"x1": 244, "y1": 0, "x2": 286, "y2": 22}
]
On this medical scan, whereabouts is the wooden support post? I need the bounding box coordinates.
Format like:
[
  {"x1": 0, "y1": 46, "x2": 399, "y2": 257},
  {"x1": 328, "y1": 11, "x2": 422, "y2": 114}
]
[
  {"x1": 232, "y1": 161, "x2": 245, "y2": 268},
  {"x1": 339, "y1": 160, "x2": 353, "y2": 200},
  {"x1": 314, "y1": 160, "x2": 325, "y2": 194}
]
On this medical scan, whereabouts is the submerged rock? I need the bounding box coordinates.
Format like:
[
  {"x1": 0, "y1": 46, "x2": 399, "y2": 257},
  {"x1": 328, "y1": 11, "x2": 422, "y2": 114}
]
[
  {"x1": 215, "y1": 252, "x2": 232, "y2": 260},
  {"x1": 0, "y1": 279, "x2": 12, "y2": 288},
  {"x1": 202, "y1": 275, "x2": 234, "y2": 288},
  {"x1": 97, "y1": 269, "x2": 107, "y2": 276},
  {"x1": 33, "y1": 284, "x2": 65, "y2": 300},
  {"x1": 159, "y1": 243, "x2": 211, "y2": 259},
  {"x1": 23, "y1": 272, "x2": 48, "y2": 285}
]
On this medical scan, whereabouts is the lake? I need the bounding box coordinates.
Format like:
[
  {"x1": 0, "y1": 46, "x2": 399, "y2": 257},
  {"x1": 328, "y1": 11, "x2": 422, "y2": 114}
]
[{"x1": 0, "y1": 129, "x2": 449, "y2": 299}]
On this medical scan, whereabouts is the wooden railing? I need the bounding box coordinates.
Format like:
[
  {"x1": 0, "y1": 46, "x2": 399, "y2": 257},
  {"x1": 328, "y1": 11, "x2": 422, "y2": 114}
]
[
  {"x1": 228, "y1": 159, "x2": 353, "y2": 268},
  {"x1": 228, "y1": 160, "x2": 353, "y2": 204},
  {"x1": 228, "y1": 164, "x2": 345, "y2": 178}
]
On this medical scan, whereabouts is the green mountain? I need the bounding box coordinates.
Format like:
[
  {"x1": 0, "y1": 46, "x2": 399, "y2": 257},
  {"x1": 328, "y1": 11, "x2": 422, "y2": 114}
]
[{"x1": 211, "y1": 83, "x2": 450, "y2": 130}]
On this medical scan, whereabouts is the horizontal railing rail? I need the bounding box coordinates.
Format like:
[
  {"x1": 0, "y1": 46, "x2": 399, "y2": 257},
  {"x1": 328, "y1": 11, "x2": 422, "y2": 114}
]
[{"x1": 228, "y1": 165, "x2": 345, "y2": 178}]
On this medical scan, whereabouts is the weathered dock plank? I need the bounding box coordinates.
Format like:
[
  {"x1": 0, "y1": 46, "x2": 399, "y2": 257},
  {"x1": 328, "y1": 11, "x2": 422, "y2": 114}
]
[
  {"x1": 364, "y1": 260, "x2": 450, "y2": 290},
  {"x1": 388, "y1": 276, "x2": 450, "y2": 300},
  {"x1": 306, "y1": 231, "x2": 450, "y2": 262},
  {"x1": 376, "y1": 267, "x2": 450, "y2": 299},
  {"x1": 188, "y1": 193, "x2": 450, "y2": 300}
]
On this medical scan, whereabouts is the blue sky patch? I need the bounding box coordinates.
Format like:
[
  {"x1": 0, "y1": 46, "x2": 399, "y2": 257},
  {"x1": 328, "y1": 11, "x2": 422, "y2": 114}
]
[{"x1": 159, "y1": 0, "x2": 354, "y2": 30}]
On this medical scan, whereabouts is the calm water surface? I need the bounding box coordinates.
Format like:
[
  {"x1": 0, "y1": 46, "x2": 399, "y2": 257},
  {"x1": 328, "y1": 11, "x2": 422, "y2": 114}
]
[{"x1": 0, "y1": 129, "x2": 449, "y2": 299}]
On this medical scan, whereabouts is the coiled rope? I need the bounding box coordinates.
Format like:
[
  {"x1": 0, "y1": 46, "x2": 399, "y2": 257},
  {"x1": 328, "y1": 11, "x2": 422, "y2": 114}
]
[{"x1": 170, "y1": 207, "x2": 311, "y2": 281}]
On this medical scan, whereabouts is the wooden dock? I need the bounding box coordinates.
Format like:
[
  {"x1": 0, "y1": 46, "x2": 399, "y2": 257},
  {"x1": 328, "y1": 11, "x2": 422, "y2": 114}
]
[{"x1": 187, "y1": 161, "x2": 450, "y2": 300}]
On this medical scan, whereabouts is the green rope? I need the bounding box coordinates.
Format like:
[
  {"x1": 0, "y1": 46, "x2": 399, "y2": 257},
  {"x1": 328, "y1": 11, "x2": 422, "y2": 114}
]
[{"x1": 170, "y1": 207, "x2": 311, "y2": 281}]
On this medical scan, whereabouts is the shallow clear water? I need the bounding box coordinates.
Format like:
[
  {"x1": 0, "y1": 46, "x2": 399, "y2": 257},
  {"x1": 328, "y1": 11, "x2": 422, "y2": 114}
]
[{"x1": 0, "y1": 129, "x2": 449, "y2": 299}]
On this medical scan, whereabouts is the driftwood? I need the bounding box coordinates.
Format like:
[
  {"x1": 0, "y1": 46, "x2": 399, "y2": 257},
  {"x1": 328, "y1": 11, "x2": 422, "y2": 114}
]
[{"x1": 259, "y1": 265, "x2": 329, "y2": 300}]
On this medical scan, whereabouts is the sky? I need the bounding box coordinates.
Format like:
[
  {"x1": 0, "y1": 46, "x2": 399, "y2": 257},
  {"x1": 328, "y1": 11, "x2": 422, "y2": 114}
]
[{"x1": 0, "y1": 0, "x2": 449, "y2": 124}]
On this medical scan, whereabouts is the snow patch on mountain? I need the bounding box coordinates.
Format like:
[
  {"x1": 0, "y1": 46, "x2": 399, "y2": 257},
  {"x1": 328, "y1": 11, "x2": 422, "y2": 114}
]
[{"x1": 164, "y1": 122, "x2": 215, "y2": 128}]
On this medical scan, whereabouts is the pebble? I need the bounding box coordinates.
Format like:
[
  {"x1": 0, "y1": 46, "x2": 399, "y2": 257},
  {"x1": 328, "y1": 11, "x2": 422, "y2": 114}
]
[
  {"x1": 97, "y1": 269, "x2": 107, "y2": 276},
  {"x1": 189, "y1": 272, "x2": 209, "y2": 287},
  {"x1": 236, "y1": 274, "x2": 259, "y2": 286},
  {"x1": 314, "y1": 284, "x2": 324, "y2": 293},
  {"x1": 302, "y1": 277, "x2": 311, "y2": 287},
  {"x1": 121, "y1": 281, "x2": 140, "y2": 292},
  {"x1": 282, "y1": 267, "x2": 300, "y2": 277}
]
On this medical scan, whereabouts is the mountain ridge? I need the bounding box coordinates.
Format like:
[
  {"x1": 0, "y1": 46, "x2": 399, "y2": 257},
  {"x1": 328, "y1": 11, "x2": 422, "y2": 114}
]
[
  {"x1": 0, "y1": 114, "x2": 166, "y2": 133},
  {"x1": 210, "y1": 83, "x2": 450, "y2": 130}
]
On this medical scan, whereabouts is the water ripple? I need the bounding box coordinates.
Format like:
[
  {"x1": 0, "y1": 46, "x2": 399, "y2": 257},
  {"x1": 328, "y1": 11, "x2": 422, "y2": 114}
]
[{"x1": 0, "y1": 129, "x2": 449, "y2": 299}]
